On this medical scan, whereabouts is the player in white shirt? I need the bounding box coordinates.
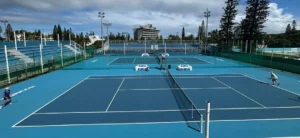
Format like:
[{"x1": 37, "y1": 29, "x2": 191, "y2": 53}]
[{"x1": 269, "y1": 71, "x2": 280, "y2": 85}]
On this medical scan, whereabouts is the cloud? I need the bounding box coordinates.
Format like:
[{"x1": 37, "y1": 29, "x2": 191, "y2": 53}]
[
  {"x1": 264, "y1": 3, "x2": 294, "y2": 34},
  {"x1": 234, "y1": 3, "x2": 295, "y2": 34},
  {"x1": 0, "y1": 0, "x2": 298, "y2": 36}
]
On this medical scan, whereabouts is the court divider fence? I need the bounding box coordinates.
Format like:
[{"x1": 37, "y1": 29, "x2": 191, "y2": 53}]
[
  {"x1": 215, "y1": 50, "x2": 300, "y2": 74},
  {"x1": 0, "y1": 46, "x2": 97, "y2": 88}
]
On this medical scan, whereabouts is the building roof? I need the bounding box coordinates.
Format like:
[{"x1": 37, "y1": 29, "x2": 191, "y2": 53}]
[{"x1": 134, "y1": 24, "x2": 160, "y2": 31}]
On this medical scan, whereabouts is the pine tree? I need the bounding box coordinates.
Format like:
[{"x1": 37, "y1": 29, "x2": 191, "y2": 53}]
[
  {"x1": 292, "y1": 20, "x2": 297, "y2": 31},
  {"x1": 286, "y1": 24, "x2": 292, "y2": 34},
  {"x1": 57, "y1": 24, "x2": 62, "y2": 41},
  {"x1": 291, "y1": 20, "x2": 298, "y2": 45},
  {"x1": 66, "y1": 29, "x2": 70, "y2": 40},
  {"x1": 63, "y1": 28, "x2": 67, "y2": 41},
  {"x1": 117, "y1": 32, "x2": 121, "y2": 40},
  {"x1": 6, "y1": 24, "x2": 13, "y2": 41},
  {"x1": 200, "y1": 20, "x2": 205, "y2": 42},
  {"x1": 197, "y1": 25, "x2": 201, "y2": 39},
  {"x1": 53, "y1": 25, "x2": 57, "y2": 40},
  {"x1": 128, "y1": 34, "x2": 131, "y2": 40},
  {"x1": 182, "y1": 27, "x2": 185, "y2": 40},
  {"x1": 37, "y1": 30, "x2": 41, "y2": 36},
  {"x1": 241, "y1": 0, "x2": 270, "y2": 53},
  {"x1": 219, "y1": 0, "x2": 239, "y2": 50},
  {"x1": 0, "y1": 26, "x2": 2, "y2": 38}
]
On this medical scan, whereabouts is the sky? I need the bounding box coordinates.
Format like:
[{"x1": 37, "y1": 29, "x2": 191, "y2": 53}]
[{"x1": 0, "y1": 0, "x2": 299, "y2": 38}]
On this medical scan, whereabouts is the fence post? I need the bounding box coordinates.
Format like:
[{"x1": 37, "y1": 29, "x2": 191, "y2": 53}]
[
  {"x1": 40, "y1": 44, "x2": 44, "y2": 73},
  {"x1": 4, "y1": 45, "x2": 11, "y2": 84}
]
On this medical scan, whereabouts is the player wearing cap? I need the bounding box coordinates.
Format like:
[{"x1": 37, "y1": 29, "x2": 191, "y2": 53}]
[
  {"x1": 1, "y1": 87, "x2": 12, "y2": 109},
  {"x1": 269, "y1": 71, "x2": 280, "y2": 85}
]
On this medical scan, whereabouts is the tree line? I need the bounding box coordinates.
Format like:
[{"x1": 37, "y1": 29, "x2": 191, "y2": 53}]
[
  {"x1": 52, "y1": 24, "x2": 91, "y2": 46},
  {"x1": 264, "y1": 20, "x2": 300, "y2": 47}
]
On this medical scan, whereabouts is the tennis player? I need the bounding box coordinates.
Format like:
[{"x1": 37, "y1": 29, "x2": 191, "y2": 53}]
[
  {"x1": 269, "y1": 71, "x2": 280, "y2": 85},
  {"x1": 162, "y1": 54, "x2": 166, "y2": 62},
  {"x1": 1, "y1": 87, "x2": 12, "y2": 109}
]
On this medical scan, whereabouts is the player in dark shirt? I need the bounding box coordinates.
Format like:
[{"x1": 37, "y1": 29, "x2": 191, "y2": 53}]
[{"x1": 1, "y1": 87, "x2": 12, "y2": 109}]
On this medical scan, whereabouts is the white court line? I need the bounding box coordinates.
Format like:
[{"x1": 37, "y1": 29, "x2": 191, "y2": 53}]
[
  {"x1": 34, "y1": 105, "x2": 300, "y2": 115},
  {"x1": 178, "y1": 58, "x2": 187, "y2": 63},
  {"x1": 13, "y1": 121, "x2": 191, "y2": 128},
  {"x1": 118, "y1": 87, "x2": 230, "y2": 91},
  {"x1": 193, "y1": 57, "x2": 213, "y2": 64},
  {"x1": 267, "y1": 136, "x2": 300, "y2": 138},
  {"x1": 105, "y1": 78, "x2": 125, "y2": 112},
  {"x1": 212, "y1": 77, "x2": 267, "y2": 108},
  {"x1": 132, "y1": 58, "x2": 136, "y2": 63},
  {"x1": 242, "y1": 74, "x2": 300, "y2": 97},
  {"x1": 11, "y1": 76, "x2": 90, "y2": 128},
  {"x1": 91, "y1": 59, "x2": 98, "y2": 63},
  {"x1": 0, "y1": 86, "x2": 35, "y2": 101},
  {"x1": 211, "y1": 117, "x2": 300, "y2": 123},
  {"x1": 87, "y1": 76, "x2": 246, "y2": 80},
  {"x1": 89, "y1": 73, "x2": 243, "y2": 77},
  {"x1": 107, "y1": 57, "x2": 119, "y2": 65},
  {"x1": 13, "y1": 117, "x2": 300, "y2": 128}
]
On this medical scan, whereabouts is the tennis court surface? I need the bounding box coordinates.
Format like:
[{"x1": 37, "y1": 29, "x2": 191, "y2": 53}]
[
  {"x1": 14, "y1": 73, "x2": 300, "y2": 127},
  {"x1": 108, "y1": 57, "x2": 210, "y2": 65}
]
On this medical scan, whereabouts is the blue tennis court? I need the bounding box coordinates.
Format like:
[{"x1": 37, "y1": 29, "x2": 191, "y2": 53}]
[
  {"x1": 13, "y1": 74, "x2": 300, "y2": 127},
  {"x1": 108, "y1": 57, "x2": 210, "y2": 65}
]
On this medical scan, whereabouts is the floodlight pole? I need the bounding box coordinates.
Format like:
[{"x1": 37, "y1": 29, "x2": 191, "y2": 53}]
[
  {"x1": 204, "y1": 9, "x2": 211, "y2": 55},
  {"x1": 98, "y1": 12, "x2": 105, "y2": 55}
]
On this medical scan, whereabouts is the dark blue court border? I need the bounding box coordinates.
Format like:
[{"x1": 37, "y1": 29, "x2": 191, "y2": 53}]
[{"x1": 14, "y1": 74, "x2": 300, "y2": 127}]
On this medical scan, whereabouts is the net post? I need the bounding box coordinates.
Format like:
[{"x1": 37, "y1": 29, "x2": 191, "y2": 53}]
[
  {"x1": 200, "y1": 114, "x2": 203, "y2": 133},
  {"x1": 205, "y1": 101, "x2": 210, "y2": 138},
  {"x1": 124, "y1": 42, "x2": 125, "y2": 56},
  {"x1": 4, "y1": 45, "x2": 11, "y2": 84}
]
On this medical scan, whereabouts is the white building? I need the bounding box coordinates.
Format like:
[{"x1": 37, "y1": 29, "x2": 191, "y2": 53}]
[{"x1": 134, "y1": 24, "x2": 160, "y2": 40}]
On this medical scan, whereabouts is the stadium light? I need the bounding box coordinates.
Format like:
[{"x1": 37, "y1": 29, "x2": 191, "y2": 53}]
[
  {"x1": 98, "y1": 12, "x2": 105, "y2": 55},
  {"x1": 1, "y1": 20, "x2": 8, "y2": 42},
  {"x1": 204, "y1": 9, "x2": 211, "y2": 54}
]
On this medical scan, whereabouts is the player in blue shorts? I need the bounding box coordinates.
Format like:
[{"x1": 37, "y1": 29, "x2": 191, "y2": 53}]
[
  {"x1": 269, "y1": 71, "x2": 280, "y2": 85},
  {"x1": 1, "y1": 87, "x2": 12, "y2": 109}
]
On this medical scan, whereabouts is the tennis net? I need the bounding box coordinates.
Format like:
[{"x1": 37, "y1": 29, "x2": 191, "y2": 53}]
[{"x1": 165, "y1": 69, "x2": 202, "y2": 132}]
